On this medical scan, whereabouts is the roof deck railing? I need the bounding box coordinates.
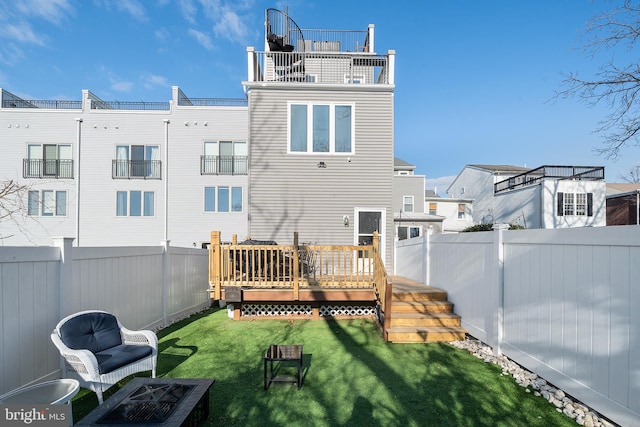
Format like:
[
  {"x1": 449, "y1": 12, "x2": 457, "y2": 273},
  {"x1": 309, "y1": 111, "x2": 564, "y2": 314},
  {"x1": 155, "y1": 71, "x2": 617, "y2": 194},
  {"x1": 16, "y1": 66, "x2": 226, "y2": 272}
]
[{"x1": 494, "y1": 165, "x2": 605, "y2": 194}]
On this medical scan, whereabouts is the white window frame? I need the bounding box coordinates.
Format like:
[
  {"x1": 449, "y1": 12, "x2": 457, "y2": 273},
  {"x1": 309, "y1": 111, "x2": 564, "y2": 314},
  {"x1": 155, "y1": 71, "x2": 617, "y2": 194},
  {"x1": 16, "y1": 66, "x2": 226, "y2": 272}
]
[
  {"x1": 398, "y1": 226, "x2": 420, "y2": 240},
  {"x1": 287, "y1": 102, "x2": 355, "y2": 155},
  {"x1": 402, "y1": 196, "x2": 414, "y2": 213},
  {"x1": 344, "y1": 74, "x2": 365, "y2": 84},
  {"x1": 428, "y1": 202, "x2": 437, "y2": 215},
  {"x1": 116, "y1": 191, "x2": 155, "y2": 217},
  {"x1": 27, "y1": 190, "x2": 67, "y2": 217},
  {"x1": 204, "y1": 186, "x2": 243, "y2": 213},
  {"x1": 457, "y1": 203, "x2": 466, "y2": 220}
]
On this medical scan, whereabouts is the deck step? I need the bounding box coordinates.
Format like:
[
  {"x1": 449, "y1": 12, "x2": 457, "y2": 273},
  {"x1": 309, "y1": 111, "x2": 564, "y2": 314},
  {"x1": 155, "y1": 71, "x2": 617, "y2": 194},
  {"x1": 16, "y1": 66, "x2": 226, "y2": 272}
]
[
  {"x1": 386, "y1": 326, "x2": 467, "y2": 343},
  {"x1": 390, "y1": 312, "x2": 461, "y2": 328},
  {"x1": 392, "y1": 289, "x2": 448, "y2": 302},
  {"x1": 391, "y1": 300, "x2": 453, "y2": 314}
]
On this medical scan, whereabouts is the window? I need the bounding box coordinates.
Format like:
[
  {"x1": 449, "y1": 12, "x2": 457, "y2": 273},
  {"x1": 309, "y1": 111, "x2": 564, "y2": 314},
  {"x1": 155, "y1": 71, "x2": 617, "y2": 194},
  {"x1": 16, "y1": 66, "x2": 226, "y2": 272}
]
[
  {"x1": 458, "y1": 204, "x2": 466, "y2": 220},
  {"x1": 116, "y1": 191, "x2": 154, "y2": 216},
  {"x1": 25, "y1": 144, "x2": 73, "y2": 179},
  {"x1": 28, "y1": 190, "x2": 67, "y2": 216},
  {"x1": 398, "y1": 226, "x2": 420, "y2": 240},
  {"x1": 204, "y1": 186, "x2": 243, "y2": 212},
  {"x1": 557, "y1": 192, "x2": 593, "y2": 216},
  {"x1": 288, "y1": 103, "x2": 354, "y2": 154},
  {"x1": 403, "y1": 196, "x2": 414, "y2": 213},
  {"x1": 201, "y1": 141, "x2": 247, "y2": 175},
  {"x1": 429, "y1": 202, "x2": 437, "y2": 215},
  {"x1": 114, "y1": 145, "x2": 160, "y2": 178},
  {"x1": 344, "y1": 74, "x2": 365, "y2": 84}
]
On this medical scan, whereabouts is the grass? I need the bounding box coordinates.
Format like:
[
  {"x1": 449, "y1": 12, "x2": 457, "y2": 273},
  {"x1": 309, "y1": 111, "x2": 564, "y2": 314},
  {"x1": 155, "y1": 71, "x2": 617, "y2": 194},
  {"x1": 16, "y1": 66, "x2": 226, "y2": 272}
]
[{"x1": 72, "y1": 308, "x2": 575, "y2": 426}]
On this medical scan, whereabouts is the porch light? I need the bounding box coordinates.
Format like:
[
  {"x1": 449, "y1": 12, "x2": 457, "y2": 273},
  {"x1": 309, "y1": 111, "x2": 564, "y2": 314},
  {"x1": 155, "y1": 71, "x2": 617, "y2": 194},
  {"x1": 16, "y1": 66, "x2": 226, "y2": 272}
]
[{"x1": 317, "y1": 161, "x2": 326, "y2": 168}]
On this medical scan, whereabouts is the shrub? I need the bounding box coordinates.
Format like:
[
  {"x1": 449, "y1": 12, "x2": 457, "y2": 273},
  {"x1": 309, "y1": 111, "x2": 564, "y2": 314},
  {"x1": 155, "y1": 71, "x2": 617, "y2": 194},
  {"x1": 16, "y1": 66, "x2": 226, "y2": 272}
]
[{"x1": 461, "y1": 223, "x2": 525, "y2": 232}]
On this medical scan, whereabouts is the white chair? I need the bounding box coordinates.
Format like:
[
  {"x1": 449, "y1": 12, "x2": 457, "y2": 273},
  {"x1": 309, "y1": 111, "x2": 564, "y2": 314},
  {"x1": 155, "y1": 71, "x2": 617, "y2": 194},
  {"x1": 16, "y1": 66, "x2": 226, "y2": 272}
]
[{"x1": 50, "y1": 310, "x2": 157, "y2": 404}]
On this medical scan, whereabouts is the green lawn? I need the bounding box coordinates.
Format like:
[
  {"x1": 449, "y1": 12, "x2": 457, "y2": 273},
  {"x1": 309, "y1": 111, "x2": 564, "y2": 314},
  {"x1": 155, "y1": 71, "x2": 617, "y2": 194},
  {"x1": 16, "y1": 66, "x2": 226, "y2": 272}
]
[{"x1": 72, "y1": 308, "x2": 575, "y2": 426}]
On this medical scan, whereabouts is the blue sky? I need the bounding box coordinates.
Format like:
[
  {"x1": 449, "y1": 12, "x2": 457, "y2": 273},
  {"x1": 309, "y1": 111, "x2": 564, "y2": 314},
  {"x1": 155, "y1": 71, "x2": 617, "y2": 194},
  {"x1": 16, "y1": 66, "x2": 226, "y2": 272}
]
[{"x1": 1, "y1": 0, "x2": 638, "y2": 195}]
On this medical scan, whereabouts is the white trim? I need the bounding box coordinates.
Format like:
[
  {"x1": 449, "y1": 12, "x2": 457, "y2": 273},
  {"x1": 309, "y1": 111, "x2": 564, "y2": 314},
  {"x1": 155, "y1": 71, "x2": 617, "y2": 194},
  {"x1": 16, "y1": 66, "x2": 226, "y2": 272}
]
[{"x1": 287, "y1": 101, "x2": 355, "y2": 155}]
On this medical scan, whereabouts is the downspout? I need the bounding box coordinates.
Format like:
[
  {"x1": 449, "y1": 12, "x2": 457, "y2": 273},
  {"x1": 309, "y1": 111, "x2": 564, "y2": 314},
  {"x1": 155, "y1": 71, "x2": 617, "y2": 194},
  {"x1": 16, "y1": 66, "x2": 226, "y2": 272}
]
[
  {"x1": 74, "y1": 118, "x2": 83, "y2": 246},
  {"x1": 637, "y1": 190, "x2": 639, "y2": 225},
  {"x1": 163, "y1": 119, "x2": 170, "y2": 241}
]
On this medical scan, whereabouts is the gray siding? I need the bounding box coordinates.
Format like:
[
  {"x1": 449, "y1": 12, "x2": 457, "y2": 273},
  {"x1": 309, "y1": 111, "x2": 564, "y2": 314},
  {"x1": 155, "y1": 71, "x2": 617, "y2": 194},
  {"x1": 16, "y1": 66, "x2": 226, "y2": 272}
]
[{"x1": 247, "y1": 87, "x2": 394, "y2": 267}]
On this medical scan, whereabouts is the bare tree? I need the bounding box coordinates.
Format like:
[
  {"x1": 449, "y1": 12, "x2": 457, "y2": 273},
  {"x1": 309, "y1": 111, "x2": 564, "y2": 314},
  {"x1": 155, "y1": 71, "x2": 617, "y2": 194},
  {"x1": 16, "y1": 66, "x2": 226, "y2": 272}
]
[
  {"x1": 554, "y1": 1, "x2": 640, "y2": 160},
  {"x1": 618, "y1": 165, "x2": 640, "y2": 183},
  {"x1": 0, "y1": 180, "x2": 31, "y2": 239}
]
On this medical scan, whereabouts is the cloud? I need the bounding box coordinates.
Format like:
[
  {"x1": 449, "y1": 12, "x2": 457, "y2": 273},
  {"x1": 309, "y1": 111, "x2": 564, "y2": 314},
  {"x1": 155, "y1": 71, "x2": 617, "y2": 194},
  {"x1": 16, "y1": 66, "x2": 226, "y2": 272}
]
[
  {"x1": 178, "y1": 0, "x2": 197, "y2": 25},
  {"x1": 0, "y1": 0, "x2": 73, "y2": 47},
  {"x1": 426, "y1": 175, "x2": 457, "y2": 197},
  {"x1": 14, "y1": 0, "x2": 74, "y2": 24},
  {"x1": 212, "y1": 5, "x2": 250, "y2": 43},
  {"x1": 143, "y1": 74, "x2": 169, "y2": 89},
  {"x1": 111, "y1": 80, "x2": 134, "y2": 92},
  {"x1": 95, "y1": 0, "x2": 147, "y2": 22},
  {"x1": 188, "y1": 28, "x2": 214, "y2": 50}
]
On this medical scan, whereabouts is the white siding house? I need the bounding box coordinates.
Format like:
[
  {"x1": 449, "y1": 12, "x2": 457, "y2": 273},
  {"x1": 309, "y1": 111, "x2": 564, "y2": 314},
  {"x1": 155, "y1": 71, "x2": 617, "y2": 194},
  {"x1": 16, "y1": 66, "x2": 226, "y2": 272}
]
[
  {"x1": 0, "y1": 87, "x2": 248, "y2": 247},
  {"x1": 424, "y1": 195, "x2": 474, "y2": 233},
  {"x1": 447, "y1": 164, "x2": 606, "y2": 229}
]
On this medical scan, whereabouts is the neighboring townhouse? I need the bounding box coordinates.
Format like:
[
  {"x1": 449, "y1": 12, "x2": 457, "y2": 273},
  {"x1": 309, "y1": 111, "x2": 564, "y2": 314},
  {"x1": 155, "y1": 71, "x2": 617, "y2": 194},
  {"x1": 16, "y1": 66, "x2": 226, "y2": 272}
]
[
  {"x1": 447, "y1": 164, "x2": 606, "y2": 228},
  {"x1": 0, "y1": 87, "x2": 248, "y2": 247},
  {"x1": 606, "y1": 183, "x2": 640, "y2": 225},
  {"x1": 241, "y1": 9, "x2": 397, "y2": 267},
  {"x1": 392, "y1": 158, "x2": 444, "y2": 237},
  {"x1": 424, "y1": 193, "x2": 474, "y2": 233}
]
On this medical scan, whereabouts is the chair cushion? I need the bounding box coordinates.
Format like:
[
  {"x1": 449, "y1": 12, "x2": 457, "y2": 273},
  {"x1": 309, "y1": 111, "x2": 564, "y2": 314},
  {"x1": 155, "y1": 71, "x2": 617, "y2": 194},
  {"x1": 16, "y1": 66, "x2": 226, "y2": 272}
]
[
  {"x1": 59, "y1": 312, "x2": 122, "y2": 354},
  {"x1": 95, "y1": 344, "x2": 153, "y2": 374}
]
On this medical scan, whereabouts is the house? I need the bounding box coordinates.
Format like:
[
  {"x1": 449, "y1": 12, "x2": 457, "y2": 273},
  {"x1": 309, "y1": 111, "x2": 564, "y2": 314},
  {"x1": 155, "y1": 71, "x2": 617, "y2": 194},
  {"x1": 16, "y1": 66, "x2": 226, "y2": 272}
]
[
  {"x1": 241, "y1": 8, "x2": 396, "y2": 267},
  {"x1": 392, "y1": 158, "x2": 444, "y2": 237},
  {"x1": 424, "y1": 193, "x2": 474, "y2": 233},
  {"x1": 447, "y1": 164, "x2": 607, "y2": 228},
  {"x1": 606, "y1": 183, "x2": 640, "y2": 225},
  {"x1": 0, "y1": 87, "x2": 248, "y2": 247},
  {"x1": 0, "y1": 8, "x2": 398, "y2": 270}
]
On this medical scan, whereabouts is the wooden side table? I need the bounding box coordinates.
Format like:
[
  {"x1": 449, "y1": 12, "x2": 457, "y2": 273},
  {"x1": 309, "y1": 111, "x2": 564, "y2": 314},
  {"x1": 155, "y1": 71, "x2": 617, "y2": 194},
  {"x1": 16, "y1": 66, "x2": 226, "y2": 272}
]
[{"x1": 263, "y1": 344, "x2": 303, "y2": 390}]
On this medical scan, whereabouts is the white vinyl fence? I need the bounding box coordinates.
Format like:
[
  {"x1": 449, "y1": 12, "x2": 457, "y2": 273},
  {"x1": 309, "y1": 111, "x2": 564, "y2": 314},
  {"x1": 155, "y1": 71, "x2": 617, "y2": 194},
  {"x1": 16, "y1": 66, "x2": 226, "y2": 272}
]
[
  {"x1": 0, "y1": 238, "x2": 210, "y2": 395},
  {"x1": 395, "y1": 225, "x2": 640, "y2": 427}
]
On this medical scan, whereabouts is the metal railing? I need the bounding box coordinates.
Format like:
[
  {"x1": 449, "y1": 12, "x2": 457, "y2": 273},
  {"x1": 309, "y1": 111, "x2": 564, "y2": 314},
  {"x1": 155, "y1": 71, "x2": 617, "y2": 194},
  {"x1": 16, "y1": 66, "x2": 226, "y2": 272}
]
[
  {"x1": 4, "y1": 99, "x2": 82, "y2": 109},
  {"x1": 23, "y1": 159, "x2": 74, "y2": 179},
  {"x1": 179, "y1": 98, "x2": 247, "y2": 107},
  {"x1": 112, "y1": 160, "x2": 162, "y2": 179},
  {"x1": 200, "y1": 156, "x2": 248, "y2": 175},
  {"x1": 91, "y1": 100, "x2": 170, "y2": 110},
  {"x1": 250, "y1": 51, "x2": 390, "y2": 84},
  {"x1": 494, "y1": 165, "x2": 605, "y2": 194},
  {"x1": 300, "y1": 29, "x2": 369, "y2": 53}
]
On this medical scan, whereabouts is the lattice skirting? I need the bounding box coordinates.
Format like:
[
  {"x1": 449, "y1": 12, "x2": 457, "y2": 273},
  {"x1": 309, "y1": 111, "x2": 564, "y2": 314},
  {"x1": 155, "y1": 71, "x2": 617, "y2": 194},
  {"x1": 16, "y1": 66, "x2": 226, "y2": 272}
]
[{"x1": 240, "y1": 304, "x2": 375, "y2": 318}]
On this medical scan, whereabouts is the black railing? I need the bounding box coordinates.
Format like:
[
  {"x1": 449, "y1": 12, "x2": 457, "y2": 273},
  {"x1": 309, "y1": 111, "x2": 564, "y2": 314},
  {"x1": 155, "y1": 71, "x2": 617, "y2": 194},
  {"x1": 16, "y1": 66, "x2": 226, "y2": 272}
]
[
  {"x1": 200, "y1": 156, "x2": 248, "y2": 175},
  {"x1": 494, "y1": 165, "x2": 605, "y2": 194},
  {"x1": 23, "y1": 159, "x2": 74, "y2": 179},
  {"x1": 112, "y1": 160, "x2": 162, "y2": 179},
  {"x1": 92, "y1": 101, "x2": 169, "y2": 110},
  {"x1": 178, "y1": 98, "x2": 247, "y2": 107},
  {"x1": 5, "y1": 100, "x2": 82, "y2": 109}
]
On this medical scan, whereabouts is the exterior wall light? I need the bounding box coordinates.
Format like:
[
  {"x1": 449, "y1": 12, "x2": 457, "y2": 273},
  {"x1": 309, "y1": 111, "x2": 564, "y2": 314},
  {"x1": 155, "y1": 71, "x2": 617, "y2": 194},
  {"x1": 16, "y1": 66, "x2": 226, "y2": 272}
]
[{"x1": 343, "y1": 215, "x2": 349, "y2": 227}]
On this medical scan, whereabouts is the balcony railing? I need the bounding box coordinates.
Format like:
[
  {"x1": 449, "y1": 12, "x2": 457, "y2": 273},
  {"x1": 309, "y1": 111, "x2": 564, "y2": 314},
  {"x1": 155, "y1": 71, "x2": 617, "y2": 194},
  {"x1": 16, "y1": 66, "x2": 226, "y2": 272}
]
[
  {"x1": 23, "y1": 159, "x2": 74, "y2": 179},
  {"x1": 300, "y1": 29, "x2": 370, "y2": 53},
  {"x1": 4, "y1": 99, "x2": 82, "y2": 109},
  {"x1": 248, "y1": 50, "x2": 392, "y2": 84},
  {"x1": 112, "y1": 160, "x2": 162, "y2": 179},
  {"x1": 494, "y1": 165, "x2": 605, "y2": 194},
  {"x1": 201, "y1": 156, "x2": 248, "y2": 175}
]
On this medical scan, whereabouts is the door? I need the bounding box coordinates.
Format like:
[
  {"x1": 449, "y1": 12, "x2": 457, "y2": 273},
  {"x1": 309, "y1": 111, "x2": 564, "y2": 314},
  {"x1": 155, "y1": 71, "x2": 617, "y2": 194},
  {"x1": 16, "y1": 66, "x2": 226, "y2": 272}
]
[{"x1": 354, "y1": 208, "x2": 385, "y2": 272}]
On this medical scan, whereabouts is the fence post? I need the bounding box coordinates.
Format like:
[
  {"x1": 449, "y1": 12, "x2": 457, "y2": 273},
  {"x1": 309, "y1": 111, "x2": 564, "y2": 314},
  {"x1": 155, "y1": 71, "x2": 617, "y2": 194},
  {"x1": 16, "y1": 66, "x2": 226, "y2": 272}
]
[
  {"x1": 53, "y1": 237, "x2": 75, "y2": 318},
  {"x1": 424, "y1": 228, "x2": 432, "y2": 285},
  {"x1": 210, "y1": 231, "x2": 221, "y2": 301},
  {"x1": 492, "y1": 223, "x2": 509, "y2": 356},
  {"x1": 293, "y1": 232, "x2": 299, "y2": 300},
  {"x1": 161, "y1": 240, "x2": 170, "y2": 327}
]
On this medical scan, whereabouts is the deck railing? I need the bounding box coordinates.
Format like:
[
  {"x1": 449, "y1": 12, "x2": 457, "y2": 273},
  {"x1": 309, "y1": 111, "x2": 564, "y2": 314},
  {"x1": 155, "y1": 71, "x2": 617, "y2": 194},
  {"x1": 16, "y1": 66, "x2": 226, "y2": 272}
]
[{"x1": 208, "y1": 231, "x2": 388, "y2": 309}]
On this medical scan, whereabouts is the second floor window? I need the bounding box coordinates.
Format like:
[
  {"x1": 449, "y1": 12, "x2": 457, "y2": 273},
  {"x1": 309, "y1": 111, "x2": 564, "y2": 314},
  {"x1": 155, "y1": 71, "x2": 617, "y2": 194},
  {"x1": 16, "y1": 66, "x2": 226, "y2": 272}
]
[
  {"x1": 201, "y1": 141, "x2": 247, "y2": 175},
  {"x1": 403, "y1": 196, "x2": 414, "y2": 213},
  {"x1": 25, "y1": 144, "x2": 73, "y2": 179},
  {"x1": 428, "y1": 202, "x2": 437, "y2": 215},
  {"x1": 289, "y1": 103, "x2": 353, "y2": 154},
  {"x1": 28, "y1": 190, "x2": 67, "y2": 216},
  {"x1": 458, "y1": 204, "x2": 466, "y2": 220},
  {"x1": 114, "y1": 145, "x2": 161, "y2": 179},
  {"x1": 116, "y1": 191, "x2": 155, "y2": 216},
  {"x1": 558, "y1": 192, "x2": 593, "y2": 216}
]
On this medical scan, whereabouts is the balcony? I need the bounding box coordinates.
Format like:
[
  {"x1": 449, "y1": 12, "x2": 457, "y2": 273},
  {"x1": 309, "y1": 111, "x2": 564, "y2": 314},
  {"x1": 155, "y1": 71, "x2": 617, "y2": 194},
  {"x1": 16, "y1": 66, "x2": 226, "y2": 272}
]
[
  {"x1": 200, "y1": 155, "x2": 248, "y2": 175},
  {"x1": 23, "y1": 159, "x2": 74, "y2": 179},
  {"x1": 245, "y1": 8, "x2": 394, "y2": 86},
  {"x1": 494, "y1": 165, "x2": 605, "y2": 194},
  {"x1": 112, "y1": 160, "x2": 162, "y2": 179}
]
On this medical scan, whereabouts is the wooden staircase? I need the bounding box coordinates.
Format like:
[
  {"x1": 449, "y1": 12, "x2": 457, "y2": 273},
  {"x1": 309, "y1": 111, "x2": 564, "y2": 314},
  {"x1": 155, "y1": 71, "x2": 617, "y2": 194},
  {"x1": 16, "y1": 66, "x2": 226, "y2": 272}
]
[{"x1": 386, "y1": 276, "x2": 467, "y2": 343}]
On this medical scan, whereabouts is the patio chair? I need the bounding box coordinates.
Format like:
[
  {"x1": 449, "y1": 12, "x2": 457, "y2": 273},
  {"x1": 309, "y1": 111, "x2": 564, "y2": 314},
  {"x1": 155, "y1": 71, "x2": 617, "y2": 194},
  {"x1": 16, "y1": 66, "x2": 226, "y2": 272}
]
[{"x1": 50, "y1": 310, "x2": 158, "y2": 404}]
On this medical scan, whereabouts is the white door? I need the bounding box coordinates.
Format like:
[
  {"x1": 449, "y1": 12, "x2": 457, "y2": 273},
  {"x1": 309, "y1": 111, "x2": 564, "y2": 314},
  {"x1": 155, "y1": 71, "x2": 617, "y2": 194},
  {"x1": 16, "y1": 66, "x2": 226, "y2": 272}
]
[{"x1": 354, "y1": 208, "x2": 385, "y2": 272}]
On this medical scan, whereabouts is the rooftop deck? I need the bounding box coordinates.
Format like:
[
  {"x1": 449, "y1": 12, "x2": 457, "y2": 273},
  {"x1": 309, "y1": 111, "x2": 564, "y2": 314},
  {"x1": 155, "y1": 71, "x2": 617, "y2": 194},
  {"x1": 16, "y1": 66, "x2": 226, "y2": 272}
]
[{"x1": 494, "y1": 165, "x2": 605, "y2": 194}]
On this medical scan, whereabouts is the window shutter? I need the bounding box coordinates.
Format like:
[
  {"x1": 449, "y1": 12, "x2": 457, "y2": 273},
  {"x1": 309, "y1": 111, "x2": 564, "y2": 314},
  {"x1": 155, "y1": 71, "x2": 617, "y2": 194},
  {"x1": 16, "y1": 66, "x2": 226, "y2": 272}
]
[
  {"x1": 557, "y1": 192, "x2": 564, "y2": 216},
  {"x1": 587, "y1": 193, "x2": 593, "y2": 216}
]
